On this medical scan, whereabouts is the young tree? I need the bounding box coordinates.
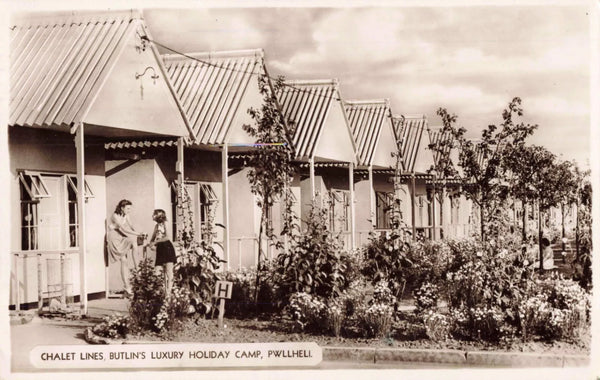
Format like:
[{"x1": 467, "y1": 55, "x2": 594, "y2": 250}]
[
  {"x1": 504, "y1": 145, "x2": 581, "y2": 270},
  {"x1": 429, "y1": 97, "x2": 537, "y2": 242},
  {"x1": 243, "y1": 74, "x2": 296, "y2": 303}
]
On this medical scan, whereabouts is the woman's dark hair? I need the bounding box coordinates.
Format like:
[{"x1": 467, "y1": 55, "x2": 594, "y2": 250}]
[
  {"x1": 541, "y1": 237, "x2": 551, "y2": 247},
  {"x1": 153, "y1": 209, "x2": 167, "y2": 223},
  {"x1": 114, "y1": 199, "x2": 132, "y2": 216}
]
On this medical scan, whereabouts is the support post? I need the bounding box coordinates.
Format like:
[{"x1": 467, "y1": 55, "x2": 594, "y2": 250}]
[
  {"x1": 368, "y1": 166, "x2": 375, "y2": 229},
  {"x1": 60, "y1": 253, "x2": 66, "y2": 306},
  {"x1": 238, "y1": 239, "x2": 242, "y2": 270},
  {"x1": 222, "y1": 145, "x2": 230, "y2": 271},
  {"x1": 431, "y1": 179, "x2": 437, "y2": 240},
  {"x1": 349, "y1": 162, "x2": 355, "y2": 250},
  {"x1": 218, "y1": 298, "x2": 225, "y2": 329},
  {"x1": 15, "y1": 254, "x2": 21, "y2": 312},
  {"x1": 37, "y1": 253, "x2": 43, "y2": 311},
  {"x1": 175, "y1": 137, "x2": 185, "y2": 242},
  {"x1": 410, "y1": 174, "x2": 416, "y2": 240},
  {"x1": 440, "y1": 186, "x2": 446, "y2": 239},
  {"x1": 309, "y1": 157, "x2": 315, "y2": 200},
  {"x1": 75, "y1": 122, "x2": 87, "y2": 315}
]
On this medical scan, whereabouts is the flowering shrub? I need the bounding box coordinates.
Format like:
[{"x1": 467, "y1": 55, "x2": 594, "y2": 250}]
[
  {"x1": 129, "y1": 259, "x2": 165, "y2": 331},
  {"x1": 325, "y1": 298, "x2": 345, "y2": 337},
  {"x1": 287, "y1": 292, "x2": 326, "y2": 332},
  {"x1": 358, "y1": 302, "x2": 394, "y2": 338},
  {"x1": 413, "y1": 282, "x2": 439, "y2": 312},
  {"x1": 519, "y1": 275, "x2": 590, "y2": 341},
  {"x1": 423, "y1": 311, "x2": 450, "y2": 341},
  {"x1": 92, "y1": 314, "x2": 130, "y2": 339},
  {"x1": 372, "y1": 279, "x2": 397, "y2": 306},
  {"x1": 153, "y1": 286, "x2": 191, "y2": 332},
  {"x1": 451, "y1": 305, "x2": 506, "y2": 342}
]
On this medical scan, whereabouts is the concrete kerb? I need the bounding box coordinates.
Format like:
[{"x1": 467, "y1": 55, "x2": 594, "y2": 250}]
[{"x1": 322, "y1": 346, "x2": 589, "y2": 367}]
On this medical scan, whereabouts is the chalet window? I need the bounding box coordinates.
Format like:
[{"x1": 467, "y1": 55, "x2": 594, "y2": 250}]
[
  {"x1": 375, "y1": 191, "x2": 394, "y2": 229},
  {"x1": 18, "y1": 171, "x2": 93, "y2": 251},
  {"x1": 328, "y1": 189, "x2": 350, "y2": 232}
]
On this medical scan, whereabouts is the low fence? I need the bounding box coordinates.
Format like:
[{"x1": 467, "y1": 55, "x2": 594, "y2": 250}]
[{"x1": 11, "y1": 249, "x2": 78, "y2": 311}]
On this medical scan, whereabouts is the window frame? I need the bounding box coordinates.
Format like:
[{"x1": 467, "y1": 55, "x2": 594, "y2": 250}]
[{"x1": 18, "y1": 170, "x2": 94, "y2": 251}]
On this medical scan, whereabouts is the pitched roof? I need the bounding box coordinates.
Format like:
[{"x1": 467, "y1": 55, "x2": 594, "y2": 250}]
[
  {"x1": 162, "y1": 49, "x2": 264, "y2": 145},
  {"x1": 428, "y1": 126, "x2": 455, "y2": 174},
  {"x1": 392, "y1": 115, "x2": 428, "y2": 173},
  {"x1": 344, "y1": 99, "x2": 393, "y2": 167},
  {"x1": 10, "y1": 10, "x2": 192, "y2": 138},
  {"x1": 9, "y1": 11, "x2": 141, "y2": 128},
  {"x1": 277, "y1": 79, "x2": 354, "y2": 160}
]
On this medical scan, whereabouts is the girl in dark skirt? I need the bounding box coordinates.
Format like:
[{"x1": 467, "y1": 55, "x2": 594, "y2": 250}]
[{"x1": 148, "y1": 209, "x2": 176, "y2": 295}]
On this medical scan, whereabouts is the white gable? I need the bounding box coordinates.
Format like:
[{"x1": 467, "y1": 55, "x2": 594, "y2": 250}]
[
  {"x1": 371, "y1": 117, "x2": 397, "y2": 168},
  {"x1": 84, "y1": 23, "x2": 189, "y2": 137},
  {"x1": 314, "y1": 101, "x2": 356, "y2": 163}
]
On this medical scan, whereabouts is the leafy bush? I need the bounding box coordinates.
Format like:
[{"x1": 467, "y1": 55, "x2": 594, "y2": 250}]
[
  {"x1": 391, "y1": 318, "x2": 427, "y2": 341},
  {"x1": 223, "y1": 261, "x2": 280, "y2": 318},
  {"x1": 405, "y1": 240, "x2": 452, "y2": 289},
  {"x1": 129, "y1": 258, "x2": 165, "y2": 331},
  {"x1": 92, "y1": 314, "x2": 130, "y2": 339},
  {"x1": 423, "y1": 310, "x2": 451, "y2": 341},
  {"x1": 276, "y1": 203, "x2": 351, "y2": 301},
  {"x1": 175, "y1": 241, "x2": 222, "y2": 316},
  {"x1": 361, "y1": 229, "x2": 411, "y2": 300}
]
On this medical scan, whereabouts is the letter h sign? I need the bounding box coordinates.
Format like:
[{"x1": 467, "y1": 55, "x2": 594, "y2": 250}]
[{"x1": 214, "y1": 281, "x2": 232, "y2": 299}]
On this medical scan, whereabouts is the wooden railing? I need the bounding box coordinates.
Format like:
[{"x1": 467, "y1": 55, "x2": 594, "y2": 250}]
[{"x1": 11, "y1": 249, "x2": 79, "y2": 312}]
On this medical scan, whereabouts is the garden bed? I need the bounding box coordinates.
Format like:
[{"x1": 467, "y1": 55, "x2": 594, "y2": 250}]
[{"x1": 124, "y1": 314, "x2": 590, "y2": 356}]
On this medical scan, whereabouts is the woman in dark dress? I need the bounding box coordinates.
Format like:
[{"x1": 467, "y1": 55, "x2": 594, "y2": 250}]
[{"x1": 147, "y1": 209, "x2": 176, "y2": 295}]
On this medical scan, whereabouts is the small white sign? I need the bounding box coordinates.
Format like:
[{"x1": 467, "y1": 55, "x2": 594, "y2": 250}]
[
  {"x1": 30, "y1": 342, "x2": 322, "y2": 369},
  {"x1": 214, "y1": 280, "x2": 233, "y2": 299}
]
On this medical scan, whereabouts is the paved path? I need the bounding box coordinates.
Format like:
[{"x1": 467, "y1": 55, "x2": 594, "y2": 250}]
[{"x1": 10, "y1": 297, "x2": 128, "y2": 372}]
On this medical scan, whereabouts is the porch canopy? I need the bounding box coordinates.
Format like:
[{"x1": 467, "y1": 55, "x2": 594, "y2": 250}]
[{"x1": 10, "y1": 9, "x2": 193, "y2": 313}]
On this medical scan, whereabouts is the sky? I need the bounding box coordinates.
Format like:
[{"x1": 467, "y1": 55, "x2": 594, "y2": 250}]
[
  {"x1": 142, "y1": 5, "x2": 591, "y2": 167},
  {"x1": 5, "y1": 3, "x2": 592, "y2": 167}
]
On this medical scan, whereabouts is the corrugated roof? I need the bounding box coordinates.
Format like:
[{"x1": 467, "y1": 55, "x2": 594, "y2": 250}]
[
  {"x1": 344, "y1": 99, "x2": 392, "y2": 167},
  {"x1": 428, "y1": 126, "x2": 454, "y2": 175},
  {"x1": 10, "y1": 11, "x2": 140, "y2": 128},
  {"x1": 277, "y1": 79, "x2": 340, "y2": 159},
  {"x1": 162, "y1": 49, "x2": 264, "y2": 145},
  {"x1": 392, "y1": 115, "x2": 427, "y2": 173}
]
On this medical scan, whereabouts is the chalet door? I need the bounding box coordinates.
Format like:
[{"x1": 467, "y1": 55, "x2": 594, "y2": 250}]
[{"x1": 38, "y1": 176, "x2": 64, "y2": 250}]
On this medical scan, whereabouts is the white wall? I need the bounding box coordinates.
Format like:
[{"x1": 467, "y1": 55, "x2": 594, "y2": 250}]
[{"x1": 9, "y1": 127, "x2": 106, "y2": 306}]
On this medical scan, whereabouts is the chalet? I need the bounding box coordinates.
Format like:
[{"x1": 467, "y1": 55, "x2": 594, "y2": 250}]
[
  {"x1": 277, "y1": 79, "x2": 358, "y2": 249},
  {"x1": 344, "y1": 99, "x2": 397, "y2": 246},
  {"x1": 9, "y1": 10, "x2": 192, "y2": 311}
]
